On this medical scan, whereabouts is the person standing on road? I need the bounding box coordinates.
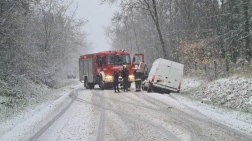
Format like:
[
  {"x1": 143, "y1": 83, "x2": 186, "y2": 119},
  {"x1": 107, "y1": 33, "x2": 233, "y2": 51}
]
[
  {"x1": 133, "y1": 65, "x2": 142, "y2": 92},
  {"x1": 113, "y1": 70, "x2": 120, "y2": 93},
  {"x1": 121, "y1": 65, "x2": 129, "y2": 92}
]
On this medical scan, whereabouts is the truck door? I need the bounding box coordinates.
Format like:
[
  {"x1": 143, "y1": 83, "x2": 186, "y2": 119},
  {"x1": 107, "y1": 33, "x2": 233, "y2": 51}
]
[
  {"x1": 100, "y1": 55, "x2": 107, "y2": 72},
  {"x1": 95, "y1": 56, "x2": 101, "y2": 74},
  {"x1": 132, "y1": 54, "x2": 144, "y2": 66}
]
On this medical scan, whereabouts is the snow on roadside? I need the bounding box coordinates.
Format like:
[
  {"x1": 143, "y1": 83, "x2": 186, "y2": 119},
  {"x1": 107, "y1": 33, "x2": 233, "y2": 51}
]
[
  {"x1": 148, "y1": 75, "x2": 252, "y2": 136},
  {"x1": 144, "y1": 92, "x2": 252, "y2": 137},
  {"x1": 180, "y1": 78, "x2": 204, "y2": 92},
  {"x1": 0, "y1": 77, "x2": 80, "y2": 124},
  {"x1": 0, "y1": 82, "x2": 82, "y2": 141},
  {"x1": 185, "y1": 76, "x2": 252, "y2": 112}
]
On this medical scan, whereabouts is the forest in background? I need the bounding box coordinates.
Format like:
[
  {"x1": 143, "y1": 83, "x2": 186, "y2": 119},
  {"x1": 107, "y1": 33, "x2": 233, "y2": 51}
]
[
  {"x1": 104, "y1": 0, "x2": 252, "y2": 79},
  {"x1": 0, "y1": 0, "x2": 87, "y2": 111}
]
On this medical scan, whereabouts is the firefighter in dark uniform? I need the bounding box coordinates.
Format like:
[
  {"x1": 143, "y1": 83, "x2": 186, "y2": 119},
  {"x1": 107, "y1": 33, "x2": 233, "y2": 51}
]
[
  {"x1": 121, "y1": 65, "x2": 129, "y2": 92},
  {"x1": 113, "y1": 70, "x2": 120, "y2": 93},
  {"x1": 133, "y1": 65, "x2": 142, "y2": 92}
]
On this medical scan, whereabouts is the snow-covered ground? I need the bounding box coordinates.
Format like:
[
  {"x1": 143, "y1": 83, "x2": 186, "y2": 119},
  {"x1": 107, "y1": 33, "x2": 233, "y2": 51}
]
[
  {"x1": 0, "y1": 77, "x2": 80, "y2": 124},
  {"x1": 180, "y1": 76, "x2": 252, "y2": 113},
  {"x1": 146, "y1": 93, "x2": 252, "y2": 137},
  {"x1": 0, "y1": 81, "x2": 251, "y2": 141},
  {"x1": 180, "y1": 77, "x2": 204, "y2": 92},
  {"x1": 0, "y1": 81, "x2": 81, "y2": 140}
]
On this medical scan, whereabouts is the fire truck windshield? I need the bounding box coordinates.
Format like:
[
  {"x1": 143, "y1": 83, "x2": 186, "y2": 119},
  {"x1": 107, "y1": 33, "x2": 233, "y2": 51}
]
[{"x1": 107, "y1": 54, "x2": 131, "y2": 65}]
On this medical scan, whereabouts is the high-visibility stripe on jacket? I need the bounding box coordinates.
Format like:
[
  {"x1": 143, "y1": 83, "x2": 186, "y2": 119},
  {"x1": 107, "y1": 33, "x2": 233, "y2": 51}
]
[{"x1": 134, "y1": 69, "x2": 143, "y2": 80}]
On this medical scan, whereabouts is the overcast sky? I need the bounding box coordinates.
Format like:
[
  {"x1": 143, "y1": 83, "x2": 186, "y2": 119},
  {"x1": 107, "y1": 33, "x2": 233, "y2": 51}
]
[{"x1": 73, "y1": 0, "x2": 118, "y2": 53}]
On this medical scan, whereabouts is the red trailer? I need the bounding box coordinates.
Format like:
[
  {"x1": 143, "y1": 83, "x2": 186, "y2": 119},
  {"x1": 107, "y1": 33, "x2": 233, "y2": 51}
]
[{"x1": 79, "y1": 50, "x2": 144, "y2": 89}]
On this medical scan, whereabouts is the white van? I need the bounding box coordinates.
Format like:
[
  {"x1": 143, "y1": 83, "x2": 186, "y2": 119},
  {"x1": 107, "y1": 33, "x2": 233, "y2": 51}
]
[{"x1": 143, "y1": 58, "x2": 184, "y2": 93}]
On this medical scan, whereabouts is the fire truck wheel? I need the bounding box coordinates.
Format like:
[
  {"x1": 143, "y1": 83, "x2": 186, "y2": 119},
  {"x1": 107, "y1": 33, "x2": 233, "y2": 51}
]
[
  {"x1": 90, "y1": 84, "x2": 94, "y2": 89},
  {"x1": 87, "y1": 83, "x2": 94, "y2": 89},
  {"x1": 99, "y1": 75, "x2": 105, "y2": 90},
  {"x1": 86, "y1": 83, "x2": 90, "y2": 89},
  {"x1": 84, "y1": 77, "x2": 87, "y2": 88}
]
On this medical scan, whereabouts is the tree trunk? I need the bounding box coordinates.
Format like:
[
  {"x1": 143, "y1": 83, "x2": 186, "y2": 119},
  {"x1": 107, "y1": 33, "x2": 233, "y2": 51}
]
[
  {"x1": 151, "y1": 0, "x2": 167, "y2": 59},
  {"x1": 244, "y1": 0, "x2": 251, "y2": 64},
  {"x1": 214, "y1": 61, "x2": 217, "y2": 78},
  {"x1": 130, "y1": 9, "x2": 139, "y2": 53},
  {"x1": 144, "y1": 0, "x2": 167, "y2": 59}
]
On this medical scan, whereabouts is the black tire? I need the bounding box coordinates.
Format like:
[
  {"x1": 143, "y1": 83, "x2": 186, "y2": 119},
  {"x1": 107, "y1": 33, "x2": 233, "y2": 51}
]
[
  {"x1": 85, "y1": 78, "x2": 90, "y2": 89},
  {"x1": 84, "y1": 76, "x2": 87, "y2": 88},
  {"x1": 87, "y1": 83, "x2": 91, "y2": 89},
  {"x1": 99, "y1": 75, "x2": 105, "y2": 90},
  {"x1": 147, "y1": 88, "x2": 151, "y2": 92}
]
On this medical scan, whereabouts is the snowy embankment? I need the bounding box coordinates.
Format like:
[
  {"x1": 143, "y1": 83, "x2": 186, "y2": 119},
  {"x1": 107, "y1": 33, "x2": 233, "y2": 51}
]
[
  {"x1": 0, "y1": 83, "x2": 83, "y2": 141},
  {"x1": 180, "y1": 76, "x2": 252, "y2": 113},
  {"x1": 0, "y1": 75, "x2": 80, "y2": 124}
]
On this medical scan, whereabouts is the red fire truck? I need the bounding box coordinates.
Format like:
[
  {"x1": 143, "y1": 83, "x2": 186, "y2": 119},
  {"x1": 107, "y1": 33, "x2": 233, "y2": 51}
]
[{"x1": 79, "y1": 50, "x2": 144, "y2": 89}]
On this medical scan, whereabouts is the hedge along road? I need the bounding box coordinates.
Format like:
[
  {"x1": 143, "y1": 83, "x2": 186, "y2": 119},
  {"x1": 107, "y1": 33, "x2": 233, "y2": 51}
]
[{"x1": 2, "y1": 84, "x2": 251, "y2": 141}]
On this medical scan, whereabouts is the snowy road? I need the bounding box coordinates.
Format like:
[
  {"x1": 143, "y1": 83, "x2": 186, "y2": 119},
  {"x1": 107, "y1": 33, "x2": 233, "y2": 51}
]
[{"x1": 1, "y1": 84, "x2": 252, "y2": 141}]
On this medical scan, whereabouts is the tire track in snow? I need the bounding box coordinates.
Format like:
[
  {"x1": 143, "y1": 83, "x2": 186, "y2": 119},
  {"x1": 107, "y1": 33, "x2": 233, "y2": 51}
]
[
  {"x1": 92, "y1": 90, "x2": 105, "y2": 141},
  {"x1": 140, "y1": 92, "x2": 252, "y2": 140},
  {"x1": 168, "y1": 94, "x2": 252, "y2": 141},
  {"x1": 102, "y1": 90, "x2": 181, "y2": 141},
  {"x1": 28, "y1": 89, "x2": 79, "y2": 141}
]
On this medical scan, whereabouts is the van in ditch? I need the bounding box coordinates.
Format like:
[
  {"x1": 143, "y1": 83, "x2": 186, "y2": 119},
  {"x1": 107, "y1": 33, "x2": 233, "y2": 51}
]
[{"x1": 143, "y1": 58, "x2": 184, "y2": 93}]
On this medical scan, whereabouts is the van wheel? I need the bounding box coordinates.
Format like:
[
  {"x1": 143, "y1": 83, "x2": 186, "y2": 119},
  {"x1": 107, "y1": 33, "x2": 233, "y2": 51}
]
[
  {"x1": 142, "y1": 85, "x2": 147, "y2": 91},
  {"x1": 147, "y1": 88, "x2": 151, "y2": 93},
  {"x1": 166, "y1": 90, "x2": 170, "y2": 94},
  {"x1": 144, "y1": 87, "x2": 147, "y2": 91}
]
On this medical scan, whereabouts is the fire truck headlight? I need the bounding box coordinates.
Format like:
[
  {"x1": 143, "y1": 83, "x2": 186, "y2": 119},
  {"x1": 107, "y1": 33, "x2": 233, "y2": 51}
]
[
  {"x1": 105, "y1": 76, "x2": 113, "y2": 79},
  {"x1": 129, "y1": 75, "x2": 134, "y2": 79}
]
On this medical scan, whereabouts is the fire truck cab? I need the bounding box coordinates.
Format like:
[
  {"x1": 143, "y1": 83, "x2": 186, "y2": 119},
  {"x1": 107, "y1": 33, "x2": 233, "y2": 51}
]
[{"x1": 79, "y1": 50, "x2": 144, "y2": 89}]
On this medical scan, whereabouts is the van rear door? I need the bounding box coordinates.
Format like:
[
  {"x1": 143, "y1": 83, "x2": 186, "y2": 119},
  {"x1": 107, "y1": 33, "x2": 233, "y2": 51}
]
[
  {"x1": 167, "y1": 62, "x2": 183, "y2": 90},
  {"x1": 155, "y1": 59, "x2": 172, "y2": 86}
]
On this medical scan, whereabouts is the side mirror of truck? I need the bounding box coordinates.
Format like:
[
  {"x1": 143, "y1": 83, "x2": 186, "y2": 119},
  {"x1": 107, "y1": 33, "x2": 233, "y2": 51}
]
[{"x1": 133, "y1": 57, "x2": 135, "y2": 63}]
